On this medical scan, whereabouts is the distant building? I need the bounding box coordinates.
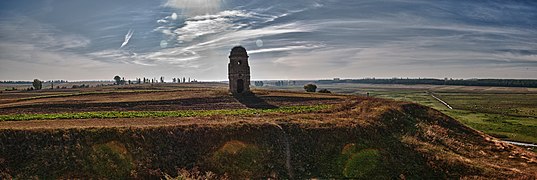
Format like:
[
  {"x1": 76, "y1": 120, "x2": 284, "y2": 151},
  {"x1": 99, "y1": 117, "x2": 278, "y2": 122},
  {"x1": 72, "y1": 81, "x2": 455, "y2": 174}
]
[{"x1": 228, "y1": 46, "x2": 251, "y2": 94}]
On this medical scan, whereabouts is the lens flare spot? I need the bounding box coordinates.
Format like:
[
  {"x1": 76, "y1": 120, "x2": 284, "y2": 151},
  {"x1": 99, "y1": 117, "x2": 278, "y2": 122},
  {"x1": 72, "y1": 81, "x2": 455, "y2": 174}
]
[
  {"x1": 160, "y1": 40, "x2": 168, "y2": 48},
  {"x1": 256, "y1": 39, "x2": 263, "y2": 47}
]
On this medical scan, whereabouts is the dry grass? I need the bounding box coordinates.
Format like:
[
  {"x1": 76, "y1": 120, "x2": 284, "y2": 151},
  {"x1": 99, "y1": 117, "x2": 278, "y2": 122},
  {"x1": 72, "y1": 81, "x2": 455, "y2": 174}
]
[{"x1": 0, "y1": 84, "x2": 536, "y2": 179}]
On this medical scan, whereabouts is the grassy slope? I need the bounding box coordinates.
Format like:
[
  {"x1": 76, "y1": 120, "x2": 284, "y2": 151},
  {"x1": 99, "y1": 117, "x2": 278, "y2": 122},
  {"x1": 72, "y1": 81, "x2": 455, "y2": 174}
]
[
  {"x1": 0, "y1": 87, "x2": 536, "y2": 178},
  {"x1": 0, "y1": 84, "x2": 537, "y2": 179},
  {"x1": 261, "y1": 84, "x2": 537, "y2": 144},
  {"x1": 371, "y1": 90, "x2": 537, "y2": 144}
]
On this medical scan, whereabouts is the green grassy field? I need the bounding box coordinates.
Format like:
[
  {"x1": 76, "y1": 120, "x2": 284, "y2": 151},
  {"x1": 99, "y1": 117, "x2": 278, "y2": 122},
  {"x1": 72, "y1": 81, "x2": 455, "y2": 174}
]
[
  {"x1": 0, "y1": 105, "x2": 331, "y2": 121},
  {"x1": 370, "y1": 90, "x2": 537, "y2": 144},
  {"x1": 260, "y1": 84, "x2": 537, "y2": 144}
]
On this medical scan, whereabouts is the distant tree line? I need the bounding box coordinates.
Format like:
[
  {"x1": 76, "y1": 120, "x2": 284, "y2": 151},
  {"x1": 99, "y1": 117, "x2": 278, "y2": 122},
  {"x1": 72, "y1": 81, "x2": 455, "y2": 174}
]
[
  {"x1": 254, "y1": 81, "x2": 264, "y2": 87},
  {"x1": 172, "y1": 77, "x2": 197, "y2": 83},
  {"x1": 0, "y1": 81, "x2": 33, "y2": 84},
  {"x1": 275, "y1": 81, "x2": 286, "y2": 86},
  {"x1": 0, "y1": 80, "x2": 68, "y2": 84},
  {"x1": 249, "y1": 80, "x2": 300, "y2": 87},
  {"x1": 71, "y1": 84, "x2": 90, "y2": 89},
  {"x1": 273, "y1": 80, "x2": 297, "y2": 87},
  {"x1": 316, "y1": 78, "x2": 537, "y2": 88},
  {"x1": 1, "y1": 79, "x2": 113, "y2": 92},
  {"x1": 24, "y1": 79, "x2": 91, "y2": 91},
  {"x1": 113, "y1": 75, "x2": 199, "y2": 85}
]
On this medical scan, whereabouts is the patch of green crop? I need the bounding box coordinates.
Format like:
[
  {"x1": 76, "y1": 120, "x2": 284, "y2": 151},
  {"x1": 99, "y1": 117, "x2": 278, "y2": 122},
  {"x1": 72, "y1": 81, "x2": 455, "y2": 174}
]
[
  {"x1": 0, "y1": 105, "x2": 332, "y2": 121},
  {"x1": 442, "y1": 110, "x2": 537, "y2": 144}
]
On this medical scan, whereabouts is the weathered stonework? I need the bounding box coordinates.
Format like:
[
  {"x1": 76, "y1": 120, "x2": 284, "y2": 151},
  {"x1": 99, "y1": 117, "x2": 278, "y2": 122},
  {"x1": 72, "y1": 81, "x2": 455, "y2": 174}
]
[{"x1": 228, "y1": 46, "x2": 251, "y2": 94}]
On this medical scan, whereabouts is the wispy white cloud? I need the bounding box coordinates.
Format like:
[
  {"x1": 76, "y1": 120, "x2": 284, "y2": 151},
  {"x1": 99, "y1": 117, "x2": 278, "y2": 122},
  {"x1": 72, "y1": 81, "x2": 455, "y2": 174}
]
[
  {"x1": 2, "y1": 0, "x2": 537, "y2": 80},
  {"x1": 149, "y1": 0, "x2": 537, "y2": 79},
  {"x1": 120, "y1": 29, "x2": 134, "y2": 48},
  {"x1": 249, "y1": 44, "x2": 323, "y2": 54},
  {"x1": 0, "y1": 41, "x2": 110, "y2": 80},
  {"x1": 88, "y1": 46, "x2": 203, "y2": 67},
  {"x1": 175, "y1": 11, "x2": 248, "y2": 42},
  {"x1": 0, "y1": 16, "x2": 91, "y2": 51},
  {"x1": 190, "y1": 22, "x2": 313, "y2": 50},
  {"x1": 0, "y1": 42, "x2": 105, "y2": 67},
  {"x1": 144, "y1": 6, "x2": 317, "y2": 67},
  {"x1": 0, "y1": 16, "x2": 96, "y2": 64},
  {"x1": 154, "y1": 10, "x2": 254, "y2": 42}
]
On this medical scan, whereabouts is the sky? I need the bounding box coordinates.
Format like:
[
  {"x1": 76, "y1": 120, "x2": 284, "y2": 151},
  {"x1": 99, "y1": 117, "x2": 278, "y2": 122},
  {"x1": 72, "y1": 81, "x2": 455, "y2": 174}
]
[{"x1": 0, "y1": 0, "x2": 536, "y2": 81}]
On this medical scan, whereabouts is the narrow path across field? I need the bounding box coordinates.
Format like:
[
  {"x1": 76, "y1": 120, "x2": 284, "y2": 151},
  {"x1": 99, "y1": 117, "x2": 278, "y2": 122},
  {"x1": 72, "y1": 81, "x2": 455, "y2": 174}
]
[
  {"x1": 430, "y1": 93, "x2": 453, "y2": 109},
  {"x1": 502, "y1": 140, "x2": 537, "y2": 147}
]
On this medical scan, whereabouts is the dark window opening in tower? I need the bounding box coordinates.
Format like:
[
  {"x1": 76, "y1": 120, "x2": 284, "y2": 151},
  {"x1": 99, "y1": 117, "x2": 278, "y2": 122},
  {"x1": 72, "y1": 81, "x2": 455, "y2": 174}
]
[
  {"x1": 238, "y1": 60, "x2": 242, "y2": 65},
  {"x1": 237, "y1": 79, "x2": 244, "y2": 93}
]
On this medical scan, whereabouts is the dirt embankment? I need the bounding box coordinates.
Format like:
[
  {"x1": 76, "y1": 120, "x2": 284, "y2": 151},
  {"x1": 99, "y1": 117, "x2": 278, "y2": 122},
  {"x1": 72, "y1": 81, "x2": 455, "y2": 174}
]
[{"x1": 1, "y1": 98, "x2": 536, "y2": 179}]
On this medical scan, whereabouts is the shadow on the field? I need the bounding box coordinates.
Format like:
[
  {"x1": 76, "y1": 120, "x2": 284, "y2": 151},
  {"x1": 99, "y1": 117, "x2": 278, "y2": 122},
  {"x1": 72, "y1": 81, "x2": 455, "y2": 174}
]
[{"x1": 233, "y1": 93, "x2": 278, "y2": 109}]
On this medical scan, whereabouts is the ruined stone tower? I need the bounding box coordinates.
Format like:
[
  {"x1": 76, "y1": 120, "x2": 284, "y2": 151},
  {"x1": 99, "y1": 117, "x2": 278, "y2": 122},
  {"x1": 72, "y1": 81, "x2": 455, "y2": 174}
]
[{"x1": 228, "y1": 46, "x2": 251, "y2": 94}]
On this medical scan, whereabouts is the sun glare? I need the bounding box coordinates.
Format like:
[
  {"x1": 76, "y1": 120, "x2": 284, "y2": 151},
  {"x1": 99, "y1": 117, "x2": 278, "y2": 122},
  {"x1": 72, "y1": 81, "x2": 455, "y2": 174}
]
[{"x1": 165, "y1": 0, "x2": 225, "y2": 16}]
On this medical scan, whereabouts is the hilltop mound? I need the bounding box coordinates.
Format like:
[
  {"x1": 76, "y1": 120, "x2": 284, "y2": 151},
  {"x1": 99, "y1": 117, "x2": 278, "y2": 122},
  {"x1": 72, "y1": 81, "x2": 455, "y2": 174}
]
[{"x1": 0, "y1": 84, "x2": 536, "y2": 179}]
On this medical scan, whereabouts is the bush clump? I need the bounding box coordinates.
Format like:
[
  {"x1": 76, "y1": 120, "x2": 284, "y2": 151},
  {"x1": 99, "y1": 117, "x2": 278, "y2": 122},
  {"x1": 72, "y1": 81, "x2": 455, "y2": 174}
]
[
  {"x1": 304, "y1": 84, "x2": 317, "y2": 92},
  {"x1": 318, "y1": 89, "x2": 331, "y2": 93}
]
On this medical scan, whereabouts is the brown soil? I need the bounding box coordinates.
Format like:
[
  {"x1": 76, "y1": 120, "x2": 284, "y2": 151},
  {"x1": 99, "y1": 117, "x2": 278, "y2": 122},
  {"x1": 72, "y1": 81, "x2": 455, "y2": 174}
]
[
  {"x1": 0, "y1": 84, "x2": 536, "y2": 179},
  {"x1": 0, "y1": 84, "x2": 347, "y2": 114}
]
